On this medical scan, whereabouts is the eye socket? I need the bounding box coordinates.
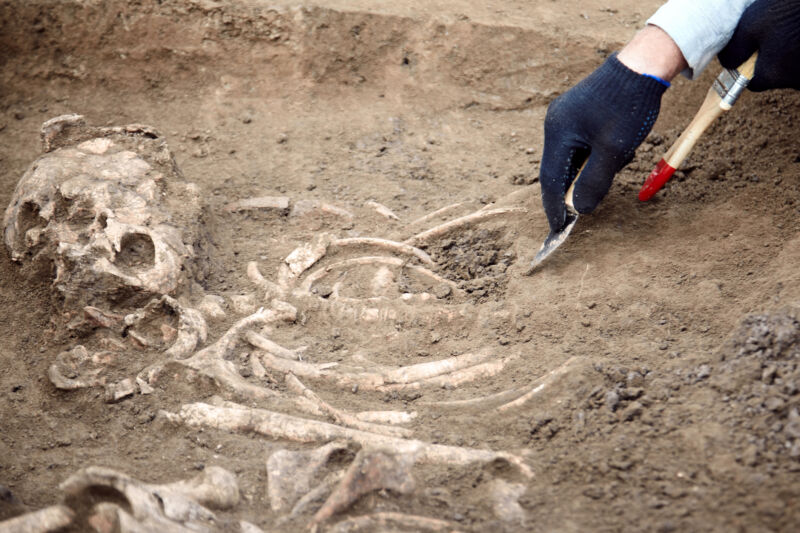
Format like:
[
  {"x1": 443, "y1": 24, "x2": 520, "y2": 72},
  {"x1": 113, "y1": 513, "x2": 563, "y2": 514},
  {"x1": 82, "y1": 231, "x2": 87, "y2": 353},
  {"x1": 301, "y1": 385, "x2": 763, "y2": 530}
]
[{"x1": 114, "y1": 232, "x2": 155, "y2": 271}]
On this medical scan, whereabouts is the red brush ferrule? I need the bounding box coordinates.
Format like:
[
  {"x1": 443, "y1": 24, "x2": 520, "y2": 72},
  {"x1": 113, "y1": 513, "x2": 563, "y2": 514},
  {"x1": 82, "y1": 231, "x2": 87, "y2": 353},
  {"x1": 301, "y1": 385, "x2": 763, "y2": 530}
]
[{"x1": 638, "y1": 159, "x2": 676, "y2": 201}]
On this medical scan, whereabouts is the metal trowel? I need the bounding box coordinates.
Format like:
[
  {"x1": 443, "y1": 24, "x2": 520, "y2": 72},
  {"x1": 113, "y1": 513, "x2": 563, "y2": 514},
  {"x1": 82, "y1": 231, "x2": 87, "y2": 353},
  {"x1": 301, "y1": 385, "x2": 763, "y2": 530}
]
[{"x1": 527, "y1": 169, "x2": 582, "y2": 272}]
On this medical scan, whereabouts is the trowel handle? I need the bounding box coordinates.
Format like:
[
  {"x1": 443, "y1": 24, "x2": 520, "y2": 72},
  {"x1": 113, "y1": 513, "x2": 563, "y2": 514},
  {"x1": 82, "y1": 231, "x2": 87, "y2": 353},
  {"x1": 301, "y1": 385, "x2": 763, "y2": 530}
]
[{"x1": 564, "y1": 161, "x2": 587, "y2": 214}]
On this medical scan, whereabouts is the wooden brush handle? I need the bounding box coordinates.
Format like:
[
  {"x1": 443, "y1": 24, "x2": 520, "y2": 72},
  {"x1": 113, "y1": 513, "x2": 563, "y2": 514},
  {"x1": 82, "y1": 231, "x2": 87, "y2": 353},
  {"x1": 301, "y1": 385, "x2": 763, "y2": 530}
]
[
  {"x1": 663, "y1": 52, "x2": 758, "y2": 169},
  {"x1": 662, "y1": 87, "x2": 725, "y2": 167},
  {"x1": 737, "y1": 53, "x2": 758, "y2": 79}
]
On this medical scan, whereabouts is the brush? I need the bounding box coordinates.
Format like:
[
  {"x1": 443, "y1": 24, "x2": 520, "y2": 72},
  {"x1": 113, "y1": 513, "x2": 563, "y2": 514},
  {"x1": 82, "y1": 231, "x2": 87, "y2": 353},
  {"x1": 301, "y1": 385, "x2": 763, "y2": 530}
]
[{"x1": 638, "y1": 53, "x2": 758, "y2": 201}]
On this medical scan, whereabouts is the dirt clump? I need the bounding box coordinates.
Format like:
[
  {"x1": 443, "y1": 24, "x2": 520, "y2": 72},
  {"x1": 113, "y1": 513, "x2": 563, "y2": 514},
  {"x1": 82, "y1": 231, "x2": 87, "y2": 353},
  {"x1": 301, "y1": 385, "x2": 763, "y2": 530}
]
[{"x1": 429, "y1": 228, "x2": 517, "y2": 302}]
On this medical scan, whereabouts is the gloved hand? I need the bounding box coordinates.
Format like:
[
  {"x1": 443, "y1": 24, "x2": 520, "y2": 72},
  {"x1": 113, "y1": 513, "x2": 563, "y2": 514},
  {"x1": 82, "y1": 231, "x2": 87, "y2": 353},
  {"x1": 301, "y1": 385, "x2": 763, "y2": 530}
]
[
  {"x1": 539, "y1": 54, "x2": 668, "y2": 233},
  {"x1": 718, "y1": 0, "x2": 800, "y2": 92}
]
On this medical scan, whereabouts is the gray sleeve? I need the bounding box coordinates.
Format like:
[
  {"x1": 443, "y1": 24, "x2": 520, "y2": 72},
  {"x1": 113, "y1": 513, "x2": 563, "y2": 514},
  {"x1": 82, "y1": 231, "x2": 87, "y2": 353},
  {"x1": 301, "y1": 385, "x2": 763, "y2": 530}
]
[{"x1": 647, "y1": 0, "x2": 757, "y2": 79}]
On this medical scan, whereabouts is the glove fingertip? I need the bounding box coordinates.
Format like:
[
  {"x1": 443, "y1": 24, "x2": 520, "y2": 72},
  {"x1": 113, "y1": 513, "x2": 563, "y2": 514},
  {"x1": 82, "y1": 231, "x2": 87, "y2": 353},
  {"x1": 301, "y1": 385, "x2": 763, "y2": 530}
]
[{"x1": 571, "y1": 192, "x2": 602, "y2": 215}]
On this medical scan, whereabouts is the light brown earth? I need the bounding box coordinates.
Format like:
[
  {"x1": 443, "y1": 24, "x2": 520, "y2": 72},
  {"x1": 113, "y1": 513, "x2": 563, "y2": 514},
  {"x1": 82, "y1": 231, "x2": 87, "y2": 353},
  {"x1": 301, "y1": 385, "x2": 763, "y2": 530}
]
[{"x1": 1, "y1": 0, "x2": 800, "y2": 531}]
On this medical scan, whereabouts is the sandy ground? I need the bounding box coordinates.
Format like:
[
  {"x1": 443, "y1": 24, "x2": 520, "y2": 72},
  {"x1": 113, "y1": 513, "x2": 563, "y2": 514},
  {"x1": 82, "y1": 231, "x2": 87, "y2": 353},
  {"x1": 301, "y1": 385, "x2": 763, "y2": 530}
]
[{"x1": 1, "y1": 1, "x2": 800, "y2": 531}]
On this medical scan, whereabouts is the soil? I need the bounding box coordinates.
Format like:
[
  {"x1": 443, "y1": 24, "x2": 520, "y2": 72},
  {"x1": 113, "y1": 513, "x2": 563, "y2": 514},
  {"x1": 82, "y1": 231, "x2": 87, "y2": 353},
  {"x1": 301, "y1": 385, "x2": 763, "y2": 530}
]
[{"x1": 2, "y1": 0, "x2": 800, "y2": 531}]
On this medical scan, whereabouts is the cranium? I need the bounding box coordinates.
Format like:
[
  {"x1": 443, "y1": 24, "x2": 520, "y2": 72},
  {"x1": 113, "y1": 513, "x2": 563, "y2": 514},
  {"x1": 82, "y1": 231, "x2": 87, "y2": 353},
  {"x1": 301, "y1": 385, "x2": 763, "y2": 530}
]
[{"x1": 3, "y1": 115, "x2": 203, "y2": 313}]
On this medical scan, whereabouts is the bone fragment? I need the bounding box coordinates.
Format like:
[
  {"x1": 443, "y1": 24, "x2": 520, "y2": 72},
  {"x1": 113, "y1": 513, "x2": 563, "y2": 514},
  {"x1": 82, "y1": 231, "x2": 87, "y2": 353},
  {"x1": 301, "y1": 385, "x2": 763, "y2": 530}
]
[
  {"x1": 245, "y1": 331, "x2": 306, "y2": 361},
  {"x1": 270, "y1": 300, "x2": 298, "y2": 323},
  {"x1": 311, "y1": 450, "x2": 416, "y2": 527},
  {"x1": 290, "y1": 200, "x2": 354, "y2": 220},
  {"x1": 136, "y1": 377, "x2": 155, "y2": 395},
  {"x1": 404, "y1": 207, "x2": 527, "y2": 246},
  {"x1": 229, "y1": 293, "x2": 256, "y2": 315},
  {"x1": 160, "y1": 323, "x2": 178, "y2": 344},
  {"x1": 224, "y1": 196, "x2": 290, "y2": 213},
  {"x1": 370, "y1": 267, "x2": 397, "y2": 298},
  {"x1": 40, "y1": 114, "x2": 86, "y2": 152},
  {"x1": 164, "y1": 402, "x2": 532, "y2": 476},
  {"x1": 285, "y1": 234, "x2": 333, "y2": 277},
  {"x1": 364, "y1": 200, "x2": 400, "y2": 221},
  {"x1": 166, "y1": 306, "x2": 207, "y2": 359},
  {"x1": 83, "y1": 306, "x2": 123, "y2": 329},
  {"x1": 266, "y1": 441, "x2": 351, "y2": 513},
  {"x1": 98, "y1": 336, "x2": 127, "y2": 351},
  {"x1": 285, "y1": 374, "x2": 412, "y2": 438},
  {"x1": 487, "y1": 479, "x2": 527, "y2": 524},
  {"x1": 246, "y1": 262, "x2": 284, "y2": 300},
  {"x1": 497, "y1": 357, "x2": 579, "y2": 411},
  {"x1": 354, "y1": 411, "x2": 417, "y2": 425},
  {"x1": 127, "y1": 330, "x2": 150, "y2": 349},
  {"x1": 160, "y1": 466, "x2": 240, "y2": 510},
  {"x1": 197, "y1": 295, "x2": 226, "y2": 321},
  {"x1": 328, "y1": 512, "x2": 462, "y2": 533},
  {"x1": 0, "y1": 505, "x2": 75, "y2": 533},
  {"x1": 239, "y1": 521, "x2": 266, "y2": 533},
  {"x1": 105, "y1": 378, "x2": 136, "y2": 403},
  {"x1": 331, "y1": 238, "x2": 433, "y2": 265},
  {"x1": 48, "y1": 345, "x2": 106, "y2": 390},
  {"x1": 251, "y1": 354, "x2": 267, "y2": 379},
  {"x1": 256, "y1": 350, "x2": 337, "y2": 379}
]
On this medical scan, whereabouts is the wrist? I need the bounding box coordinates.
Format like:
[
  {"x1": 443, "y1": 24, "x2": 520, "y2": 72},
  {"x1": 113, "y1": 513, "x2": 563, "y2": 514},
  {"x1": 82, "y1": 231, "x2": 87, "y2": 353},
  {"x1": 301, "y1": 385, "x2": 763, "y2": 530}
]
[{"x1": 617, "y1": 24, "x2": 688, "y2": 82}]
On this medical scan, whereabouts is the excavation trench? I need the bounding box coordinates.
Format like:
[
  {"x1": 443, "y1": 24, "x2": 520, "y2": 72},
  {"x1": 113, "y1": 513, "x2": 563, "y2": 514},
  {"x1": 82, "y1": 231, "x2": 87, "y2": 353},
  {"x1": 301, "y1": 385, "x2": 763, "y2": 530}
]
[{"x1": 2, "y1": 1, "x2": 800, "y2": 532}]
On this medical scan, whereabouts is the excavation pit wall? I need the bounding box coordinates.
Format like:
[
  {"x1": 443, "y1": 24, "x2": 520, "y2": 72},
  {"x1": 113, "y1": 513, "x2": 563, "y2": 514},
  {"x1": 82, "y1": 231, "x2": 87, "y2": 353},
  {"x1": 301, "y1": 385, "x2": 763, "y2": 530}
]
[{"x1": 2, "y1": 1, "x2": 800, "y2": 531}]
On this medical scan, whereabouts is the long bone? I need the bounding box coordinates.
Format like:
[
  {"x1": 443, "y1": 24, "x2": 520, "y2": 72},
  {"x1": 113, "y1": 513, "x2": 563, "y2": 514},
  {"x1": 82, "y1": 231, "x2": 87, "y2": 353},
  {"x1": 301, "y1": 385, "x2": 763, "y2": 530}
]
[
  {"x1": 162, "y1": 401, "x2": 533, "y2": 477},
  {"x1": 299, "y1": 257, "x2": 457, "y2": 294},
  {"x1": 0, "y1": 505, "x2": 75, "y2": 533},
  {"x1": 496, "y1": 357, "x2": 579, "y2": 411},
  {"x1": 329, "y1": 238, "x2": 434, "y2": 266},
  {"x1": 245, "y1": 330, "x2": 307, "y2": 361},
  {"x1": 252, "y1": 348, "x2": 502, "y2": 392},
  {"x1": 404, "y1": 207, "x2": 527, "y2": 246},
  {"x1": 285, "y1": 374, "x2": 413, "y2": 438}
]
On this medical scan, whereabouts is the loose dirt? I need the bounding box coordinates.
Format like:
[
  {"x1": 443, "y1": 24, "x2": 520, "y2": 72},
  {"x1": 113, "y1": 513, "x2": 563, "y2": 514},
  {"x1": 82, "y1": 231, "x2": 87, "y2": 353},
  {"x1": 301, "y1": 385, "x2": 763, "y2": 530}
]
[{"x1": 1, "y1": 0, "x2": 800, "y2": 531}]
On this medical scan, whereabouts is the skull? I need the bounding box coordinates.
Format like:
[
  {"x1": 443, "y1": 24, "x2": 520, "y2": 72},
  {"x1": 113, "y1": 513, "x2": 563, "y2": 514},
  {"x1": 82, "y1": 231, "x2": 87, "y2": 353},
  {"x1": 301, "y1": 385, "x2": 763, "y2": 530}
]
[{"x1": 3, "y1": 115, "x2": 204, "y2": 312}]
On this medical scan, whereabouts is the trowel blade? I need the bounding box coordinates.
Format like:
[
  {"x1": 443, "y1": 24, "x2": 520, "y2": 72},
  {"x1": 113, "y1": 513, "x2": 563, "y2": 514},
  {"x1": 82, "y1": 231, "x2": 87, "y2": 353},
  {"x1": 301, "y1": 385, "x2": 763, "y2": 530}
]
[{"x1": 527, "y1": 211, "x2": 578, "y2": 272}]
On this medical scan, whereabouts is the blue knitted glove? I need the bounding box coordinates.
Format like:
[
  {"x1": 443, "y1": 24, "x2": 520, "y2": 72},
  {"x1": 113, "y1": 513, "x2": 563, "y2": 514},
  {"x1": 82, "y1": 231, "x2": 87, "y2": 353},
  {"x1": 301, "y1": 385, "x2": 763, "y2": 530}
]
[
  {"x1": 539, "y1": 54, "x2": 668, "y2": 233},
  {"x1": 718, "y1": 0, "x2": 800, "y2": 92}
]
